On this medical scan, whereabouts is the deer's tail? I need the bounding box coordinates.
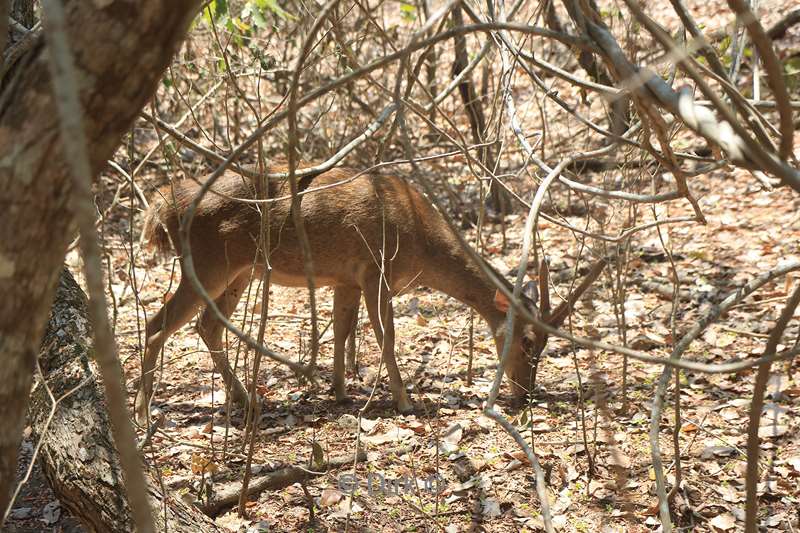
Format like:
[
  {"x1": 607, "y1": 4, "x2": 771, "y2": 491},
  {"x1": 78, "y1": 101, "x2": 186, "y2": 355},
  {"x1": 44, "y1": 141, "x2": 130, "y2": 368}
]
[{"x1": 140, "y1": 189, "x2": 175, "y2": 257}]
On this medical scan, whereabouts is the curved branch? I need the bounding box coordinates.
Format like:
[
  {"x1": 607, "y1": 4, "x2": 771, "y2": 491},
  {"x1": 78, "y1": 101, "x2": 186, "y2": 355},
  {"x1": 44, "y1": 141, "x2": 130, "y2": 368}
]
[
  {"x1": 744, "y1": 284, "x2": 800, "y2": 532},
  {"x1": 588, "y1": 4, "x2": 800, "y2": 190},
  {"x1": 726, "y1": 0, "x2": 795, "y2": 158}
]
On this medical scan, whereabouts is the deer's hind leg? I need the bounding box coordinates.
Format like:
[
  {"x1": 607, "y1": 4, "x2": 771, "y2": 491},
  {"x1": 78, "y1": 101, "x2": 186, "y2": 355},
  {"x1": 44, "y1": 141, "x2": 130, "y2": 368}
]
[
  {"x1": 333, "y1": 286, "x2": 361, "y2": 402},
  {"x1": 197, "y1": 271, "x2": 252, "y2": 411}
]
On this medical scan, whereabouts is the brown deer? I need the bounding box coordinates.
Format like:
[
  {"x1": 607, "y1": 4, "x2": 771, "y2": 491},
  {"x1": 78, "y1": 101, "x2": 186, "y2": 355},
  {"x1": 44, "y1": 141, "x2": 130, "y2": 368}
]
[{"x1": 136, "y1": 163, "x2": 599, "y2": 424}]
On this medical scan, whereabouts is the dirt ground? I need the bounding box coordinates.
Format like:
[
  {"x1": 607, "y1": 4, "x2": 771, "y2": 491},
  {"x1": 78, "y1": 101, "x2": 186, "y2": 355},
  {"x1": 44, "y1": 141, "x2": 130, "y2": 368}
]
[{"x1": 11, "y1": 167, "x2": 795, "y2": 533}]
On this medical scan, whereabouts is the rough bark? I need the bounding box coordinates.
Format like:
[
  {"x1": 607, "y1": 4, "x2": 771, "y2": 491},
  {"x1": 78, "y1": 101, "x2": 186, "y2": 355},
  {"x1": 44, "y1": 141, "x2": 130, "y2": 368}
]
[
  {"x1": 0, "y1": 0, "x2": 199, "y2": 514},
  {"x1": 28, "y1": 269, "x2": 222, "y2": 533},
  {"x1": 11, "y1": 0, "x2": 35, "y2": 28},
  {"x1": 0, "y1": 2, "x2": 10, "y2": 63}
]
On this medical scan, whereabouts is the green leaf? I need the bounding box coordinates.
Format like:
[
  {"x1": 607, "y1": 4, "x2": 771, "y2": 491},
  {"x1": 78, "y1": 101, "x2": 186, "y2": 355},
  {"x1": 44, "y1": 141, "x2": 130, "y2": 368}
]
[
  {"x1": 310, "y1": 441, "x2": 325, "y2": 469},
  {"x1": 400, "y1": 2, "x2": 416, "y2": 22},
  {"x1": 516, "y1": 409, "x2": 530, "y2": 428},
  {"x1": 784, "y1": 56, "x2": 800, "y2": 75},
  {"x1": 253, "y1": 0, "x2": 296, "y2": 21},
  {"x1": 202, "y1": 0, "x2": 229, "y2": 25},
  {"x1": 233, "y1": 16, "x2": 252, "y2": 33},
  {"x1": 718, "y1": 36, "x2": 733, "y2": 68},
  {"x1": 250, "y1": 5, "x2": 268, "y2": 28},
  {"x1": 785, "y1": 57, "x2": 800, "y2": 91},
  {"x1": 215, "y1": 0, "x2": 229, "y2": 17},
  {"x1": 718, "y1": 35, "x2": 731, "y2": 56}
]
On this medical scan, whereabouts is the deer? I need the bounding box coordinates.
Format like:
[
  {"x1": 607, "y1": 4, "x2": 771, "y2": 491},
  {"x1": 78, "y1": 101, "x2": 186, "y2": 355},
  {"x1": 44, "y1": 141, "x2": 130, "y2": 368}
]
[{"x1": 136, "y1": 162, "x2": 605, "y2": 425}]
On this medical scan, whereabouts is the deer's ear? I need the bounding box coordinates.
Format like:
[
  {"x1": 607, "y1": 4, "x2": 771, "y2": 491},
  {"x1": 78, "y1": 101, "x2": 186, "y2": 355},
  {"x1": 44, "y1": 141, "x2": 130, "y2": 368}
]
[
  {"x1": 522, "y1": 280, "x2": 539, "y2": 305},
  {"x1": 494, "y1": 289, "x2": 511, "y2": 313}
]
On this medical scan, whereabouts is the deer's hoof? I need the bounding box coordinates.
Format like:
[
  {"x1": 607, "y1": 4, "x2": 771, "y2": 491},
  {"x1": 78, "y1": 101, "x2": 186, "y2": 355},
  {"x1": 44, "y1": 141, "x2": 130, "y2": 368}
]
[{"x1": 396, "y1": 393, "x2": 414, "y2": 415}]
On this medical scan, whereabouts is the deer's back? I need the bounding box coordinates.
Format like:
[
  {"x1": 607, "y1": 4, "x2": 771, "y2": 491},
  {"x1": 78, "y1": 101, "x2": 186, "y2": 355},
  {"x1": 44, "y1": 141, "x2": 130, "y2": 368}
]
[{"x1": 165, "y1": 166, "x2": 457, "y2": 291}]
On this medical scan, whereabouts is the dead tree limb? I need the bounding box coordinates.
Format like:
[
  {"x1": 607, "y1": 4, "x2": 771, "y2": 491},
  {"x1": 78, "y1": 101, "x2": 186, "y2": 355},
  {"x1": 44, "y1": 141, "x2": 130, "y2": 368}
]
[
  {"x1": 766, "y1": 8, "x2": 800, "y2": 40},
  {"x1": 451, "y1": 5, "x2": 508, "y2": 215},
  {"x1": 744, "y1": 284, "x2": 800, "y2": 532}
]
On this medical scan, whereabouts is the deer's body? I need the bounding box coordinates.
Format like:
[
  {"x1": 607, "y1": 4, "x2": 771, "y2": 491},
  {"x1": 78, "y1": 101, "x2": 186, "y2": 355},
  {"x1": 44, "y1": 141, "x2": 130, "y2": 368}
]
[{"x1": 136, "y1": 165, "x2": 534, "y2": 422}]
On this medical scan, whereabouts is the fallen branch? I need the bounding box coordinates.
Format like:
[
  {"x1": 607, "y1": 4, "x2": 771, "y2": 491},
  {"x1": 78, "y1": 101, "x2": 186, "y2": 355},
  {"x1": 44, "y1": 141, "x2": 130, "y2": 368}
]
[{"x1": 198, "y1": 450, "x2": 367, "y2": 517}]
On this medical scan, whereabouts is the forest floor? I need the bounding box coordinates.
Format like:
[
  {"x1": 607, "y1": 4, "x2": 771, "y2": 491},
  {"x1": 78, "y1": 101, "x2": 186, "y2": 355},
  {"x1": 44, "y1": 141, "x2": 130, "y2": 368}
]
[
  {"x1": 7, "y1": 1, "x2": 800, "y2": 532},
  {"x1": 13, "y1": 165, "x2": 797, "y2": 533}
]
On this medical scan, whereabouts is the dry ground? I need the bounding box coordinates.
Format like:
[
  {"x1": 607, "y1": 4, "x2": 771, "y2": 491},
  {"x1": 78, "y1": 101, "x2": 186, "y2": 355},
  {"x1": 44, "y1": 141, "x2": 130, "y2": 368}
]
[
  {"x1": 7, "y1": 0, "x2": 800, "y2": 531},
  {"x1": 92, "y1": 166, "x2": 800, "y2": 531}
]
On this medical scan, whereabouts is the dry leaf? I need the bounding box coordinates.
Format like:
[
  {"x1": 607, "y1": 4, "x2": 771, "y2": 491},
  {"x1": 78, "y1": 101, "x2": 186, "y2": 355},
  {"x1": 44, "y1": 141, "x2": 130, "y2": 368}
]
[
  {"x1": 190, "y1": 453, "x2": 219, "y2": 475},
  {"x1": 716, "y1": 333, "x2": 736, "y2": 347},
  {"x1": 319, "y1": 488, "x2": 343, "y2": 507},
  {"x1": 607, "y1": 451, "x2": 631, "y2": 469},
  {"x1": 443, "y1": 422, "x2": 464, "y2": 445},
  {"x1": 362, "y1": 425, "x2": 414, "y2": 445},
  {"x1": 482, "y1": 498, "x2": 501, "y2": 518},
  {"x1": 506, "y1": 450, "x2": 531, "y2": 465},
  {"x1": 359, "y1": 417, "x2": 381, "y2": 433},
  {"x1": 398, "y1": 419, "x2": 426, "y2": 434},
  {"x1": 337, "y1": 414, "x2": 359, "y2": 433},
  {"x1": 714, "y1": 483, "x2": 742, "y2": 503},
  {"x1": 709, "y1": 513, "x2": 736, "y2": 531},
  {"x1": 758, "y1": 424, "x2": 789, "y2": 438},
  {"x1": 681, "y1": 422, "x2": 699, "y2": 432},
  {"x1": 700, "y1": 446, "x2": 737, "y2": 459}
]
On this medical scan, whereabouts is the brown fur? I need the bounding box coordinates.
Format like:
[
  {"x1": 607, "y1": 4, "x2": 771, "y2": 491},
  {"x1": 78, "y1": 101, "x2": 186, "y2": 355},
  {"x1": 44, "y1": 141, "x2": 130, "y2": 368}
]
[{"x1": 141, "y1": 193, "x2": 172, "y2": 257}]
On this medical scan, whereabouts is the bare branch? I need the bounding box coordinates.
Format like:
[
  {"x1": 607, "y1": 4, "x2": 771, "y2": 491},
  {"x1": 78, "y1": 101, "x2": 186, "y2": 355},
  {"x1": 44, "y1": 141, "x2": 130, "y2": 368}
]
[
  {"x1": 726, "y1": 0, "x2": 795, "y2": 158},
  {"x1": 743, "y1": 284, "x2": 800, "y2": 532}
]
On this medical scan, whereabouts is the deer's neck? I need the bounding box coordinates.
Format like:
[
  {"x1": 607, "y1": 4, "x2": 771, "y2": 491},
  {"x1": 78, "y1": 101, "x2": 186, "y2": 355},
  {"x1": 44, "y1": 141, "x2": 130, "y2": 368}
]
[{"x1": 420, "y1": 242, "x2": 508, "y2": 334}]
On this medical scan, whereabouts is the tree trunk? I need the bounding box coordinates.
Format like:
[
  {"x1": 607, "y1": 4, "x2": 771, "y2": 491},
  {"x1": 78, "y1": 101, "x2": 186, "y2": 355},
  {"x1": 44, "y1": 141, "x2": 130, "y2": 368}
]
[
  {"x1": 28, "y1": 269, "x2": 223, "y2": 533},
  {"x1": 450, "y1": 5, "x2": 510, "y2": 217},
  {"x1": 0, "y1": 0, "x2": 199, "y2": 514},
  {"x1": 557, "y1": 0, "x2": 630, "y2": 140}
]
